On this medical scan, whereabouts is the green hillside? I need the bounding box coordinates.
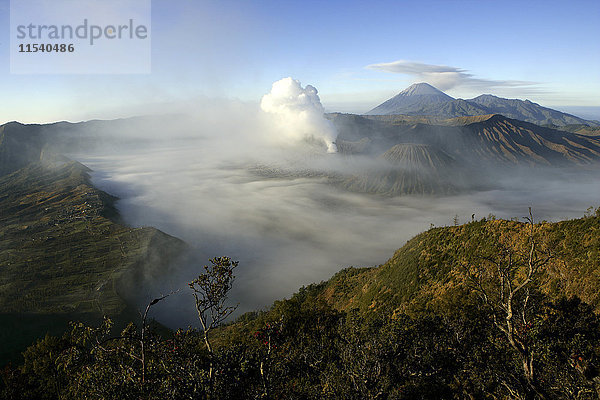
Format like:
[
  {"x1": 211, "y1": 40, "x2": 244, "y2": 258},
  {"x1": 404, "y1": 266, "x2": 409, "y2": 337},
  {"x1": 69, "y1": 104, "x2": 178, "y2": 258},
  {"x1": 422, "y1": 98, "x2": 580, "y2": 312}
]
[
  {"x1": 312, "y1": 214, "x2": 600, "y2": 315},
  {"x1": 4, "y1": 212, "x2": 599, "y2": 399},
  {"x1": 0, "y1": 160, "x2": 186, "y2": 365}
]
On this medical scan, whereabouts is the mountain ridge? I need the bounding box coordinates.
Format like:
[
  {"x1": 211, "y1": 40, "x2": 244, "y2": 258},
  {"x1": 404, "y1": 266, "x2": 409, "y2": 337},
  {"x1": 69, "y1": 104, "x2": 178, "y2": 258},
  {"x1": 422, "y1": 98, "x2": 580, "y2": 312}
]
[
  {"x1": 327, "y1": 112, "x2": 600, "y2": 195},
  {"x1": 365, "y1": 83, "x2": 598, "y2": 127},
  {"x1": 0, "y1": 125, "x2": 188, "y2": 365},
  {"x1": 291, "y1": 214, "x2": 600, "y2": 316},
  {"x1": 365, "y1": 82, "x2": 456, "y2": 116},
  {"x1": 331, "y1": 112, "x2": 600, "y2": 167}
]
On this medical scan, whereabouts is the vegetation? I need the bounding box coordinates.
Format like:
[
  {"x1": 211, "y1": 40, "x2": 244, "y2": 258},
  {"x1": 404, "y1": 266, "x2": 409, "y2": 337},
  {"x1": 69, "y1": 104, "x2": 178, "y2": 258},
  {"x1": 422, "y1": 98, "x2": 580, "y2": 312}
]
[
  {"x1": 1, "y1": 292, "x2": 598, "y2": 399},
  {"x1": 543, "y1": 124, "x2": 600, "y2": 137},
  {"x1": 2, "y1": 211, "x2": 600, "y2": 399},
  {"x1": 313, "y1": 210, "x2": 600, "y2": 315},
  {"x1": 0, "y1": 161, "x2": 185, "y2": 365},
  {"x1": 189, "y1": 256, "x2": 238, "y2": 398}
]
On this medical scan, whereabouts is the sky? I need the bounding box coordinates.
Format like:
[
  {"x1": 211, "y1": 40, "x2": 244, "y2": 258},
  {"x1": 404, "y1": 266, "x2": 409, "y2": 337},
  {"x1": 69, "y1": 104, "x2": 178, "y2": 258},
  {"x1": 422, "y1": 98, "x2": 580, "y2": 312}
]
[{"x1": 1, "y1": 0, "x2": 599, "y2": 123}]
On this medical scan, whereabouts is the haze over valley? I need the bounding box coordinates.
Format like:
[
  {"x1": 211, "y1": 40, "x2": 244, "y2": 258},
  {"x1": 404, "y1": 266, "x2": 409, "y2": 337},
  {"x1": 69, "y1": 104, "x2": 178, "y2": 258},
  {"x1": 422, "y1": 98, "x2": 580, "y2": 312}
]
[
  {"x1": 29, "y1": 80, "x2": 596, "y2": 325},
  {"x1": 1, "y1": 75, "x2": 599, "y2": 330}
]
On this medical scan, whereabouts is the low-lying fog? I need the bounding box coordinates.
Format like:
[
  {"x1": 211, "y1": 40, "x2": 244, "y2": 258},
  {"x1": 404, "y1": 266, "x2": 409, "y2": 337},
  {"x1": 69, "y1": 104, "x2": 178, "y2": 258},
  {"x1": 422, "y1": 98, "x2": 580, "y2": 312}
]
[{"x1": 66, "y1": 78, "x2": 600, "y2": 328}]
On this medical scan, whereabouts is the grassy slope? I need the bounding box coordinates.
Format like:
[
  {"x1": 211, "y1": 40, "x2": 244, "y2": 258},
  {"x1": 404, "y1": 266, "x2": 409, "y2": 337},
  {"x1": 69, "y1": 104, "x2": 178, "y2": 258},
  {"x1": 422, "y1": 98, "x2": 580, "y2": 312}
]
[
  {"x1": 0, "y1": 160, "x2": 186, "y2": 365},
  {"x1": 219, "y1": 214, "x2": 599, "y2": 352},
  {"x1": 310, "y1": 216, "x2": 600, "y2": 316},
  {"x1": 545, "y1": 124, "x2": 600, "y2": 137}
]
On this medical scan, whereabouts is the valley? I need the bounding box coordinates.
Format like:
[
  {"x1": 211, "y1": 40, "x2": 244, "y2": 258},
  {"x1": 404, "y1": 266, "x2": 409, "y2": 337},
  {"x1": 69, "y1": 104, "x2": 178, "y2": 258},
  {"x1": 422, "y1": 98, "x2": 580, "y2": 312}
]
[{"x1": 1, "y1": 82, "x2": 600, "y2": 397}]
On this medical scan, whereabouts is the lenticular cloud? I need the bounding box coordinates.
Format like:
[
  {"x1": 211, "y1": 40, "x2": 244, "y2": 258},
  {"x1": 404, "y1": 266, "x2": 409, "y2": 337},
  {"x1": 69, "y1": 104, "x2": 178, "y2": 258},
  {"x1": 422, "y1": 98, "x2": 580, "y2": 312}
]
[{"x1": 261, "y1": 77, "x2": 337, "y2": 153}]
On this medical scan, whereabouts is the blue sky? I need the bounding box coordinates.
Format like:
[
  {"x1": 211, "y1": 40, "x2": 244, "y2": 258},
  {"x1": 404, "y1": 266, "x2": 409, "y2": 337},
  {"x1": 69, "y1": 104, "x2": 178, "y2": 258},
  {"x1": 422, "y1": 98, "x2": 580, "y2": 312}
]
[{"x1": 1, "y1": 0, "x2": 599, "y2": 123}]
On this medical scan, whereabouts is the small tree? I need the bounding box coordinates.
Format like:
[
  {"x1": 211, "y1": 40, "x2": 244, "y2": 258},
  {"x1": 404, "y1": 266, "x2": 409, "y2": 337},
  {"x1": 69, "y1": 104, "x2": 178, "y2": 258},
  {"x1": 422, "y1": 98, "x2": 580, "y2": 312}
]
[
  {"x1": 253, "y1": 319, "x2": 283, "y2": 399},
  {"x1": 140, "y1": 290, "x2": 178, "y2": 385},
  {"x1": 463, "y1": 209, "x2": 552, "y2": 399},
  {"x1": 188, "y1": 256, "x2": 238, "y2": 396}
]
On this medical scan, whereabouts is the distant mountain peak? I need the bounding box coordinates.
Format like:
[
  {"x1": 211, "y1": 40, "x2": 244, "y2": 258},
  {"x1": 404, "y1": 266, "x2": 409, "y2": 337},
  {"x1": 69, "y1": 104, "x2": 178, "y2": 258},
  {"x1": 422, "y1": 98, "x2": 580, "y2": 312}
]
[
  {"x1": 365, "y1": 85, "x2": 598, "y2": 127},
  {"x1": 365, "y1": 83, "x2": 454, "y2": 115},
  {"x1": 400, "y1": 82, "x2": 448, "y2": 97}
]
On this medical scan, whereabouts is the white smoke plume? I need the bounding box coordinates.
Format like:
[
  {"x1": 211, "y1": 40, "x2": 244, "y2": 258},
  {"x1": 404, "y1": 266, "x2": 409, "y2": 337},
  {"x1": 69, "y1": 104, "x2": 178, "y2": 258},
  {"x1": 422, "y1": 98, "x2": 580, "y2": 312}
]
[{"x1": 261, "y1": 77, "x2": 337, "y2": 153}]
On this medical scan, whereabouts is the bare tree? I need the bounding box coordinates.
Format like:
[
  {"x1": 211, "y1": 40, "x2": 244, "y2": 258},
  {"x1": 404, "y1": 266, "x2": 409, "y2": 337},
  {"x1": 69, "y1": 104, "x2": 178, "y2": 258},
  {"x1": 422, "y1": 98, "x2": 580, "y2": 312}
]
[
  {"x1": 188, "y1": 256, "x2": 238, "y2": 396},
  {"x1": 254, "y1": 320, "x2": 283, "y2": 400},
  {"x1": 140, "y1": 290, "x2": 178, "y2": 384},
  {"x1": 463, "y1": 208, "x2": 552, "y2": 399},
  {"x1": 85, "y1": 290, "x2": 178, "y2": 393}
]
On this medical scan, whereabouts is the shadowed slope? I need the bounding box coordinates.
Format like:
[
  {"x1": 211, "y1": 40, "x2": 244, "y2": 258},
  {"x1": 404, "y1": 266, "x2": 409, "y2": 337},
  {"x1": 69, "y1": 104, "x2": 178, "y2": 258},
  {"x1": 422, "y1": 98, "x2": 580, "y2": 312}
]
[{"x1": 0, "y1": 160, "x2": 186, "y2": 365}]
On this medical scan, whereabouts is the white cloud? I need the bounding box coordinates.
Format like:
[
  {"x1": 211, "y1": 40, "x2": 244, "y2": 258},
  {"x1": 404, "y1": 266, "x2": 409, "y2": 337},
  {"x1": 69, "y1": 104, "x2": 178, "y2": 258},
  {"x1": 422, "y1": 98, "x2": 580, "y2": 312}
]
[{"x1": 365, "y1": 60, "x2": 542, "y2": 94}]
